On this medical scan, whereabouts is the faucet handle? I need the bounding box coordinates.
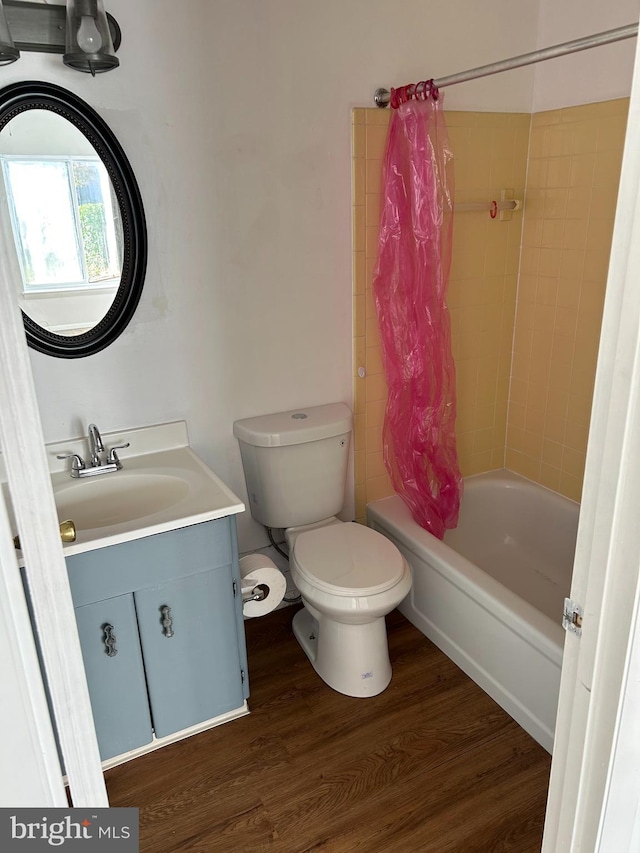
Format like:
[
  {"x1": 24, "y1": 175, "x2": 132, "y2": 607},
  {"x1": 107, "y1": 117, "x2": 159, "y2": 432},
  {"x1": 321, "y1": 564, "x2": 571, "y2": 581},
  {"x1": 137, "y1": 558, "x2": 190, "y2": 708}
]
[
  {"x1": 106, "y1": 442, "x2": 130, "y2": 468},
  {"x1": 57, "y1": 453, "x2": 86, "y2": 475}
]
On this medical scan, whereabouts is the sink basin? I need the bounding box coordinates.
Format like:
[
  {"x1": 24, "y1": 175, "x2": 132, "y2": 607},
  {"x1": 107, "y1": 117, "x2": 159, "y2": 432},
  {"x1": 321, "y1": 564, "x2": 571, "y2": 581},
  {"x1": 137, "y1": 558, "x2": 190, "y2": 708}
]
[
  {"x1": 10, "y1": 422, "x2": 248, "y2": 554},
  {"x1": 55, "y1": 472, "x2": 190, "y2": 530}
]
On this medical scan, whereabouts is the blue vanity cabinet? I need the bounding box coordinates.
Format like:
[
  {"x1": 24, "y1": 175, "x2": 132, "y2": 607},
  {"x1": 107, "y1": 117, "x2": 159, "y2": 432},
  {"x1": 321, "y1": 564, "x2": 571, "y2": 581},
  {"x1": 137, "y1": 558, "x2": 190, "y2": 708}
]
[
  {"x1": 73, "y1": 594, "x2": 153, "y2": 761},
  {"x1": 135, "y1": 566, "x2": 244, "y2": 738},
  {"x1": 65, "y1": 516, "x2": 249, "y2": 762}
]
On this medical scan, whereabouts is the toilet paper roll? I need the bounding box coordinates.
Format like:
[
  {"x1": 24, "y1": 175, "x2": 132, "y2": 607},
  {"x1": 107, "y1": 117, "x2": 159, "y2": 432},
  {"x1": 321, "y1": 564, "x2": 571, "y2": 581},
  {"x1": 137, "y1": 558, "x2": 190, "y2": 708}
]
[{"x1": 239, "y1": 553, "x2": 287, "y2": 618}]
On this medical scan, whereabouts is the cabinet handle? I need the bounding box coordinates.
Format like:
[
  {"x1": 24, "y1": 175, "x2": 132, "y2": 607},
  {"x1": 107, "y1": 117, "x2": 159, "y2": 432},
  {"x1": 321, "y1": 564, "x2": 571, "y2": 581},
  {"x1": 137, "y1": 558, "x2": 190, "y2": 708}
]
[
  {"x1": 160, "y1": 605, "x2": 174, "y2": 638},
  {"x1": 103, "y1": 623, "x2": 118, "y2": 657}
]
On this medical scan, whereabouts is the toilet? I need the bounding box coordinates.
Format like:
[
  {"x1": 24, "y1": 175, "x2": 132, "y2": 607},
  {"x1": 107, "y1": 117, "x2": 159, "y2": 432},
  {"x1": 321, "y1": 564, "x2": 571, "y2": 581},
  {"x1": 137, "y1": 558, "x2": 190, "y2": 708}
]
[{"x1": 233, "y1": 402, "x2": 412, "y2": 698}]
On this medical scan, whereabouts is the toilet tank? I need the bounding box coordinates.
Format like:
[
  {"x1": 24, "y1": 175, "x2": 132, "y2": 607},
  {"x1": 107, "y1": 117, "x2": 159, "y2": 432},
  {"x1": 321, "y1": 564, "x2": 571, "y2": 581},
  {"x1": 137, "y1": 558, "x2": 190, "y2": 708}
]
[{"x1": 233, "y1": 403, "x2": 352, "y2": 529}]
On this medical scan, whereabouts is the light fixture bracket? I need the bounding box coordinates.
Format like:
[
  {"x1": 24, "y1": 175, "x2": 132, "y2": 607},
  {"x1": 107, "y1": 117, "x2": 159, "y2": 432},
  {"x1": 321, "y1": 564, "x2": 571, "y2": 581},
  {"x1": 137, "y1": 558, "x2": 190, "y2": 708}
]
[{"x1": 3, "y1": 0, "x2": 120, "y2": 56}]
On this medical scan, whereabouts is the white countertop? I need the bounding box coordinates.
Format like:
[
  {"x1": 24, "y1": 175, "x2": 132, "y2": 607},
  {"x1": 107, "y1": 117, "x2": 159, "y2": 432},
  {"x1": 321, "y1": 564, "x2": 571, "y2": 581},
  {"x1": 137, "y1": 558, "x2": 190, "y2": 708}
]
[{"x1": 5, "y1": 421, "x2": 244, "y2": 558}]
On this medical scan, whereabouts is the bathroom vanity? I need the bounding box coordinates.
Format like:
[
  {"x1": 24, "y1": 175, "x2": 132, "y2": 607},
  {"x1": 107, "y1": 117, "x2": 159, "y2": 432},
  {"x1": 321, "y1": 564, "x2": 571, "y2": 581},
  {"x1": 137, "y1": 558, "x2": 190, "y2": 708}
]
[
  {"x1": 11, "y1": 422, "x2": 249, "y2": 768},
  {"x1": 67, "y1": 518, "x2": 248, "y2": 762}
]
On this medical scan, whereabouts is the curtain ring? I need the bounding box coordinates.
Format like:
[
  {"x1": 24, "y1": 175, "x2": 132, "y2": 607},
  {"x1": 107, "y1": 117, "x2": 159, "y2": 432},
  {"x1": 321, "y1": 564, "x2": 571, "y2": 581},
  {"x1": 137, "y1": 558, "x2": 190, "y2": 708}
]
[
  {"x1": 391, "y1": 80, "x2": 439, "y2": 108},
  {"x1": 489, "y1": 200, "x2": 498, "y2": 219},
  {"x1": 392, "y1": 85, "x2": 411, "y2": 108}
]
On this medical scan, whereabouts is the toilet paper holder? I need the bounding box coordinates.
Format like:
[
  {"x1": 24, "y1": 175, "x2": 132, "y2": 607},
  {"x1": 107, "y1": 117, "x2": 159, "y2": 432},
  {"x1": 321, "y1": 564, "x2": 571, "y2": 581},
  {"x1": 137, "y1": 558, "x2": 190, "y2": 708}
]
[{"x1": 242, "y1": 583, "x2": 269, "y2": 603}]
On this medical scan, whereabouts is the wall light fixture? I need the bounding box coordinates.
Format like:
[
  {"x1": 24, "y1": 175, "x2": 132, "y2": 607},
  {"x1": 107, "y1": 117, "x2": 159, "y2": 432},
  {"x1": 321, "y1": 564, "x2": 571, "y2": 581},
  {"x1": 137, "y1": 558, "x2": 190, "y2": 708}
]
[
  {"x1": 0, "y1": 0, "x2": 121, "y2": 75},
  {"x1": 0, "y1": 1, "x2": 19, "y2": 65}
]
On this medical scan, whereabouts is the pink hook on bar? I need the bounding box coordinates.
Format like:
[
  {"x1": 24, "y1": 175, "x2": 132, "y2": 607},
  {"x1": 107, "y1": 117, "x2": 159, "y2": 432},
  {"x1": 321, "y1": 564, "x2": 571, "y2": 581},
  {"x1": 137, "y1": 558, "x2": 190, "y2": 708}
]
[{"x1": 489, "y1": 200, "x2": 498, "y2": 219}]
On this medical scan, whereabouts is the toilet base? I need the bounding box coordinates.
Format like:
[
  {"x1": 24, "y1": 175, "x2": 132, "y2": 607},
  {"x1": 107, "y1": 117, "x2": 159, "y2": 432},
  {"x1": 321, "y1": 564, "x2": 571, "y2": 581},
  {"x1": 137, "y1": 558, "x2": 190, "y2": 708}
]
[{"x1": 292, "y1": 606, "x2": 392, "y2": 698}]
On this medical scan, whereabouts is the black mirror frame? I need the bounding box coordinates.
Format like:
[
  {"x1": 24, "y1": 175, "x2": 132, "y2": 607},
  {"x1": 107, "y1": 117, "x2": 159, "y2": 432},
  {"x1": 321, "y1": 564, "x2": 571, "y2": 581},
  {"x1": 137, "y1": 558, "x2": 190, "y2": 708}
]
[{"x1": 0, "y1": 81, "x2": 147, "y2": 358}]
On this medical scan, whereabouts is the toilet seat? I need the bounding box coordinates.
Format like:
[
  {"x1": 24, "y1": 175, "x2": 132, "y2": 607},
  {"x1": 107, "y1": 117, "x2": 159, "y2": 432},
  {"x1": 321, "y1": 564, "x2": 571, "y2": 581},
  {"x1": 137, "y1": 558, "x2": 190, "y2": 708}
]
[{"x1": 292, "y1": 522, "x2": 406, "y2": 597}]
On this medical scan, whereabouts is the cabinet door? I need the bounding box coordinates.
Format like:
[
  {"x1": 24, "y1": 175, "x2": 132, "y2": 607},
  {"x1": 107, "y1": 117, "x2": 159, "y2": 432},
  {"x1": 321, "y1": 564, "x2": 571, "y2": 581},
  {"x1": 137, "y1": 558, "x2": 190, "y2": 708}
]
[
  {"x1": 229, "y1": 520, "x2": 250, "y2": 700},
  {"x1": 135, "y1": 566, "x2": 244, "y2": 738},
  {"x1": 74, "y1": 594, "x2": 153, "y2": 761}
]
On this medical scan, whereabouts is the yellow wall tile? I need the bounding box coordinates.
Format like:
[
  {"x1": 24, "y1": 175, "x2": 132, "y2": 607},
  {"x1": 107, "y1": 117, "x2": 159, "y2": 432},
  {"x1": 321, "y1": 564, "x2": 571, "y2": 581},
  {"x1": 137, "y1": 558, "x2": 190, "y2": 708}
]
[
  {"x1": 352, "y1": 157, "x2": 365, "y2": 206},
  {"x1": 366, "y1": 451, "x2": 387, "y2": 481},
  {"x1": 367, "y1": 473, "x2": 395, "y2": 503},
  {"x1": 597, "y1": 114, "x2": 628, "y2": 151},
  {"x1": 365, "y1": 225, "x2": 379, "y2": 260},
  {"x1": 540, "y1": 464, "x2": 561, "y2": 492},
  {"x1": 365, "y1": 159, "x2": 383, "y2": 193},
  {"x1": 570, "y1": 153, "x2": 595, "y2": 188},
  {"x1": 365, "y1": 108, "x2": 392, "y2": 125},
  {"x1": 353, "y1": 294, "x2": 365, "y2": 338},
  {"x1": 542, "y1": 439, "x2": 564, "y2": 468},
  {"x1": 365, "y1": 345, "x2": 384, "y2": 376},
  {"x1": 353, "y1": 250, "x2": 366, "y2": 296},
  {"x1": 566, "y1": 186, "x2": 591, "y2": 220},
  {"x1": 352, "y1": 123, "x2": 366, "y2": 159},
  {"x1": 352, "y1": 204, "x2": 365, "y2": 251},
  {"x1": 365, "y1": 370, "x2": 388, "y2": 404},
  {"x1": 559, "y1": 472, "x2": 582, "y2": 503},
  {"x1": 366, "y1": 398, "x2": 386, "y2": 430},
  {"x1": 354, "y1": 413, "x2": 366, "y2": 451},
  {"x1": 506, "y1": 98, "x2": 627, "y2": 500},
  {"x1": 365, "y1": 192, "x2": 381, "y2": 228},
  {"x1": 353, "y1": 378, "x2": 365, "y2": 417},
  {"x1": 562, "y1": 219, "x2": 588, "y2": 250},
  {"x1": 365, "y1": 124, "x2": 388, "y2": 160},
  {"x1": 353, "y1": 336, "x2": 365, "y2": 376},
  {"x1": 595, "y1": 98, "x2": 628, "y2": 118},
  {"x1": 355, "y1": 483, "x2": 367, "y2": 525},
  {"x1": 352, "y1": 100, "x2": 627, "y2": 515}
]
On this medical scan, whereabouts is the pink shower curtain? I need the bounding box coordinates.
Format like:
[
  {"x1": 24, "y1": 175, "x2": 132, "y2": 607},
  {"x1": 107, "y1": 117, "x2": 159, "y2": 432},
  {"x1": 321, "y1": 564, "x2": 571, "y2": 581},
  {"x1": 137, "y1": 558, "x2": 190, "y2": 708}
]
[{"x1": 372, "y1": 87, "x2": 462, "y2": 539}]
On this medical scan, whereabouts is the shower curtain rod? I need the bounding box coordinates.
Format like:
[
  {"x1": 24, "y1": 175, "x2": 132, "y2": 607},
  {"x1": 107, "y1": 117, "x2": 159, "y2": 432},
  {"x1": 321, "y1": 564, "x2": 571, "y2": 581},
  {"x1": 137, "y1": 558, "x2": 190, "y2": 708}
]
[{"x1": 374, "y1": 22, "x2": 639, "y2": 107}]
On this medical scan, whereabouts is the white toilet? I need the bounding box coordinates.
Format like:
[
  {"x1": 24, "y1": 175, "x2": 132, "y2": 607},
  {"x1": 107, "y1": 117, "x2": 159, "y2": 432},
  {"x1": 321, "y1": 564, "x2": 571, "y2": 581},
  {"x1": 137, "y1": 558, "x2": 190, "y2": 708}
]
[{"x1": 233, "y1": 402, "x2": 412, "y2": 698}]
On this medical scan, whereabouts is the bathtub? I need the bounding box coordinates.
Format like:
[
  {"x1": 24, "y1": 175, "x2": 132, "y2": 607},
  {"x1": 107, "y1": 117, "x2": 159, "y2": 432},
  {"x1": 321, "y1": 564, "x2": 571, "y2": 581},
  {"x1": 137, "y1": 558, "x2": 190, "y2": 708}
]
[{"x1": 367, "y1": 470, "x2": 579, "y2": 753}]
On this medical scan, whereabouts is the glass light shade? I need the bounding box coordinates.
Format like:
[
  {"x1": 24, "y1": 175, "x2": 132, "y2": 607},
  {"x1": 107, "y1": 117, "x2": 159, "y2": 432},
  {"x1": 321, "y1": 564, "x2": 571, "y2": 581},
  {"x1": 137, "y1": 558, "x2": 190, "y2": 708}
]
[
  {"x1": 63, "y1": 0, "x2": 119, "y2": 75},
  {"x1": 0, "y1": 0, "x2": 19, "y2": 65}
]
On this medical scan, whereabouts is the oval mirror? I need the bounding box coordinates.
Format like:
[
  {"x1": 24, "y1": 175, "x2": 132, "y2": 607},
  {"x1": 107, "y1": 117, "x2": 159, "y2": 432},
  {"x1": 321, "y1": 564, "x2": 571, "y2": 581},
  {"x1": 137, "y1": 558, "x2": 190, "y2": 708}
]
[{"x1": 0, "y1": 81, "x2": 147, "y2": 358}]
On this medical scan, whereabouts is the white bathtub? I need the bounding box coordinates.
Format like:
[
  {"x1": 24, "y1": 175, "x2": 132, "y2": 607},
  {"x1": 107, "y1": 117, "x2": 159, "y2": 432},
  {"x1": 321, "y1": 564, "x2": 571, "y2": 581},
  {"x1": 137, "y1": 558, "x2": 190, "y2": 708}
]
[{"x1": 367, "y1": 470, "x2": 579, "y2": 753}]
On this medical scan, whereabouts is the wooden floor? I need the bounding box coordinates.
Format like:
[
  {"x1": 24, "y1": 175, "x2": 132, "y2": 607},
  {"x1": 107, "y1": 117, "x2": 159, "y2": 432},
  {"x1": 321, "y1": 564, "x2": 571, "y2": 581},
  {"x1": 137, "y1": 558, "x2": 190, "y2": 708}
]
[{"x1": 107, "y1": 606, "x2": 551, "y2": 852}]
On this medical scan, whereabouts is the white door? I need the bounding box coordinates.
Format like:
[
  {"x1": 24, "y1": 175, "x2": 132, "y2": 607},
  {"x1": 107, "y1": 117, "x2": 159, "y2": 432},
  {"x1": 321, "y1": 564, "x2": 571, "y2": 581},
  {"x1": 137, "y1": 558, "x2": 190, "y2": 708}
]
[
  {"x1": 542, "y1": 19, "x2": 640, "y2": 852},
  {"x1": 0, "y1": 225, "x2": 107, "y2": 807},
  {"x1": 0, "y1": 485, "x2": 67, "y2": 806}
]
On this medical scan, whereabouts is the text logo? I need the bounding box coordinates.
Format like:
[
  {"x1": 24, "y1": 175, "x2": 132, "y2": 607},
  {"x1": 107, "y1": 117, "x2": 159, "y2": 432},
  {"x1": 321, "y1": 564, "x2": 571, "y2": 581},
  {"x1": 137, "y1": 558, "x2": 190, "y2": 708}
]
[{"x1": 1, "y1": 809, "x2": 138, "y2": 850}]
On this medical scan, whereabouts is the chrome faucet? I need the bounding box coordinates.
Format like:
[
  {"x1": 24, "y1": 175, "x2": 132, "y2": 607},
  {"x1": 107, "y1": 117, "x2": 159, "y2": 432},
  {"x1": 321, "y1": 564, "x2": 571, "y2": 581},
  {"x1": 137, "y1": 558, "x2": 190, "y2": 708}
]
[
  {"x1": 88, "y1": 423, "x2": 104, "y2": 468},
  {"x1": 57, "y1": 424, "x2": 131, "y2": 478}
]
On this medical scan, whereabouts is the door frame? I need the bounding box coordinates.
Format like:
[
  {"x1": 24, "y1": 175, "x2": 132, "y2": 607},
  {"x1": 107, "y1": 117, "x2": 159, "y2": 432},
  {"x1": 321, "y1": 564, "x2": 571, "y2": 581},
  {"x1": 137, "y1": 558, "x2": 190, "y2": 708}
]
[{"x1": 542, "y1": 20, "x2": 640, "y2": 851}]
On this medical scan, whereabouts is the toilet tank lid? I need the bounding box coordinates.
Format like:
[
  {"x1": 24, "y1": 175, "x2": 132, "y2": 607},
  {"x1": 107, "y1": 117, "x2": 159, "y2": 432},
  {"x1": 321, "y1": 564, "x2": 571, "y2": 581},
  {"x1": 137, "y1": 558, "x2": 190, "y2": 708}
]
[{"x1": 233, "y1": 403, "x2": 352, "y2": 447}]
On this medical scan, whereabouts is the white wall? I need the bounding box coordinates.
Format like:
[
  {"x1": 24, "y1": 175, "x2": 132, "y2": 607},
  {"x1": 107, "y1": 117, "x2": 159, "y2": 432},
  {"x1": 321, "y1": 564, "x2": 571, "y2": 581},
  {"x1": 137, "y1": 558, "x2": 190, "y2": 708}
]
[
  {"x1": 534, "y1": 0, "x2": 640, "y2": 111},
  {"x1": 7, "y1": 1, "x2": 540, "y2": 551}
]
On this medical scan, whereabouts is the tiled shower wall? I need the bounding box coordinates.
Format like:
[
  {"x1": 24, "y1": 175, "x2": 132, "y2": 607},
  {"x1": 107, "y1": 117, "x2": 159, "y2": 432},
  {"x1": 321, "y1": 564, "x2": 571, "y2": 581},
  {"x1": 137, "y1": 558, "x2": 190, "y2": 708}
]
[
  {"x1": 507, "y1": 100, "x2": 628, "y2": 500},
  {"x1": 352, "y1": 99, "x2": 627, "y2": 522}
]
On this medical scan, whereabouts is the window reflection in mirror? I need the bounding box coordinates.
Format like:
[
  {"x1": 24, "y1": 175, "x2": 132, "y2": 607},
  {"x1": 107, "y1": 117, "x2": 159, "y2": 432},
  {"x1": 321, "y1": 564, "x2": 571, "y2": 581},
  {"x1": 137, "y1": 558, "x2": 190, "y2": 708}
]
[{"x1": 0, "y1": 110, "x2": 123, "y2": 336}]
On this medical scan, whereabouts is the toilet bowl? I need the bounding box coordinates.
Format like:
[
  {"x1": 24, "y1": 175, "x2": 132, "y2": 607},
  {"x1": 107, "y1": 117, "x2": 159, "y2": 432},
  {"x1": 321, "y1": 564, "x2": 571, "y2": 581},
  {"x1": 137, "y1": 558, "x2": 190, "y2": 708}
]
[
  {"x1": 287, "y1": 519, "x2": 412, "y2": 697},
  {"x1": 233, "y1": 402, "x2": 413, "y2": 697}
]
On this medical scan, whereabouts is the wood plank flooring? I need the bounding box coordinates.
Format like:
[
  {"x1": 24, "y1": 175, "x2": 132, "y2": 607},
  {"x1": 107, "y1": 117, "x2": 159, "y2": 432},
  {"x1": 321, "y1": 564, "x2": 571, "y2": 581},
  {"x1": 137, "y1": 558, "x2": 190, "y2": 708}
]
[{"x1": 106, "y1": 606, "x2": 551, "y2": 852}]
